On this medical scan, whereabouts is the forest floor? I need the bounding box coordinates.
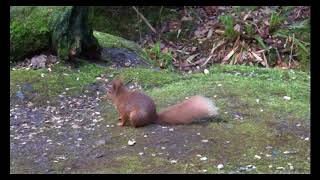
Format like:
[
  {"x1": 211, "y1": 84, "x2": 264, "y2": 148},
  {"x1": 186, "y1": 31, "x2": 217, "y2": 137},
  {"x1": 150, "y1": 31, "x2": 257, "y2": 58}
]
[{"x1": 10, "y1": 61, "x2": 310, "y2": 174}]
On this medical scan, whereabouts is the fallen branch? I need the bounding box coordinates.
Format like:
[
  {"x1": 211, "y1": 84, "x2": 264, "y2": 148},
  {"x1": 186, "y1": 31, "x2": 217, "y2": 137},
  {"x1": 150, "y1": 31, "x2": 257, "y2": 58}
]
[{"x1": 132, "y1": 6, "x2": 157, "y2": 34}]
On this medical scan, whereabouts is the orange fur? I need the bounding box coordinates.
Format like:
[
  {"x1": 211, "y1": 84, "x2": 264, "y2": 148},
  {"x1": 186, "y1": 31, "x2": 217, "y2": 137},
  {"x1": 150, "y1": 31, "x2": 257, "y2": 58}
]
[{"x1": 107, "y1": 79, "x2": 218, "y2": 128}]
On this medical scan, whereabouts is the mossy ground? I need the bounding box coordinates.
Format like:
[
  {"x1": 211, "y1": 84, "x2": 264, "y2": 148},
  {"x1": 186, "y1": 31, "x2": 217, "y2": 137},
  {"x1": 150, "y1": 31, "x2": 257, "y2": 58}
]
[{"x1": 10, "y1": 62, "x2": 310, "y2": 174}]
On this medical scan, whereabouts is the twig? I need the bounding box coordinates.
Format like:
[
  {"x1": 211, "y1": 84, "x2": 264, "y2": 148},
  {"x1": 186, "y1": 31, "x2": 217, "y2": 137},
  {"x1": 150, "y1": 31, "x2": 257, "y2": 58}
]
[
  {"x1": 125, "y1": 79, "x2": 134, "y2": 86},
  {"x1": 188, "y1": 6, "x2": 203, "y2": 22},
  {"x1": 289, "y1": 33, "x2": 295, "y2": 68},
  {"x1": 132, "y1": 6, "x2": 157, "y2": 34},
  {"x1": 201, "y1": 40, "x2": 225, "y2": 67},
  {"x1": 275, "y1": 47, "x2": 281, "y2": 62}
]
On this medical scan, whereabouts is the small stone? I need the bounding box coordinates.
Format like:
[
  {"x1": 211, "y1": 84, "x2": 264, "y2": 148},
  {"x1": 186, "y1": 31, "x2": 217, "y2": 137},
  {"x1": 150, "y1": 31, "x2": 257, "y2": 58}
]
[
  {"x1": 265, "y1": 154, "x2": 272, "y2": 157},
  {"x1": 296, "y1": 123, "x2": 301, "y2": 127},
  {"x1": 201, "y1": 139, "x2": 209, "y2": 143},
  {"x1": 200, "y1": 157, "x2": 207, "y2": 161},
  {"x1": 217, "y1": 164, "x2": 224, "y2": 170},
  {"x1": 196, "y1": 154, "x2": 202, "y2": 157},
  {"x1": 197, "y1": 133, "x2": 201, "y2": 135},
  {"x1": 217, "y1": 84, "x2": 222, "y2": 87},
  {"x1": 77, "y1": 138, "x2": 82, "y2": 141},
  {"x1": 161, "y1": 146, "x2": 166, "y2": 150},
  {"x1": 138, "y1": 152, "x2": 144, "y2": 156},
  {"x1": 169, "y1": 128, "x2": 174, "y2": 131},
  {"x1": 46, "y1": 139, "x2": 52, "y2": 143},
  {"x1": 260, "y1": 109, "x2": 264, "y2": 112},
  {"x1": 96, "y1": 77, "x2": 102, "y2": 80},
  {"x1": 128, "y1": 139, "x2": 136, "y2": 146},
  {"x1": 151, "y1": 153, "x2": 156, "y2": 157},
  {"x1": 76, "y1": 77, "x2": 79, "y2": 81},
  {"x1": 204, "y1": 69, "x2": 209, "y2": 74},
  {"x1": 143, "y1": 134, "x2": 148, "y2": 138},
  {"x1": 226, "y1": 141, "x2": 230, "y2": 144},
  {"x1": 254, "y1": 155, "x2": 261, "y2": 159},
  {"x1": 276, "y1": 167, "x2": 285, "y2": 170},
  {"x1": 95, "y1": 112, "x2": 100, "y2": 115},
  {"x1": 246, "y1": 165, "x2": 256, "y2": 171},
  {"x1": 265, "y1": 145, "x2": 273, "y2": 149},
  {"x1": 268, "y1": 165, "x2": 273, "y2": 168},
  {"x1": 213, "y1": 95, "x2": 217, "y2": 98},
  {"x1": 106, "y1": 125, "x2": 110, "y2": 128},
  {"x1": 304, "y1": 137, "x2": 309, "y2": 141}
]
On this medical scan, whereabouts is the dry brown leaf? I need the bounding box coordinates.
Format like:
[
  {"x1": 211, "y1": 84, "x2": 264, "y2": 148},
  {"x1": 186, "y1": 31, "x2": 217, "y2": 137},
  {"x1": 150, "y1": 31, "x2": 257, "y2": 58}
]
[
  {"x1": 262, "y1": 52, "x2": 269, "y2": 68},
  {"x1": 186, "y1": 53, "x2": 200, "y2": 64},
  {"x1": 234, "y1": 24, "x2": 241, "y2": 33},
  {"x1": 251, "y1": 51, "x2": 263, "y2": 61},
  {"x1": 207, "y1": 28, "x2": 213, "y2": 38},
  {"x1": 223, "y1": 48, "x2": 237, "y2": 62},
  {"x1": 215, "y1": 29, "x2": 225, "y2": 35},
  {"x1": 243, "y1": 11, "x2": 251, "y2": 21}
]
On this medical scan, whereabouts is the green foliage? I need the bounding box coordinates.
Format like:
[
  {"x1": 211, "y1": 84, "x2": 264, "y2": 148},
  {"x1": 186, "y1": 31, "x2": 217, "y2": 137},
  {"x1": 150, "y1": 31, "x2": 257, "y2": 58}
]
[
  {"x1": 145, "y1": 42, "x2": 173, "y2": 69},
  {"x1": 244, "y1": 23, "x2": 255, "y2": 36},
  {"x1": 10, "y1": 6, "x2": 52, "y2": 62},
  {"x1": 218, "y1": 15, "x2": 239, "y2": 40},
  {"x1": 269, "y1": 11, "x2": 284, "y2": 32}
]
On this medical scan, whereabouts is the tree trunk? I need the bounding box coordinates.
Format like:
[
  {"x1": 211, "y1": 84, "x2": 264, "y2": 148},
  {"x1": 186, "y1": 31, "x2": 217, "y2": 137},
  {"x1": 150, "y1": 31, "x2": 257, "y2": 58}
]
[
  {"x1": 50, "y1": 6, "x2": 101, "y2": 61},
  {"x1": 10, "y1": 6, "x2": 101, "y2": 62}
]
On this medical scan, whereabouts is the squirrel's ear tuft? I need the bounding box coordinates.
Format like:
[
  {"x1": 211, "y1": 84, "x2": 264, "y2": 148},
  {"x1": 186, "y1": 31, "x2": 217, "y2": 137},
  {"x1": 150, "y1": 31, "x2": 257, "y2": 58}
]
[{"x1": 111, "y1": 79, "x2": 124, "y2": 93}]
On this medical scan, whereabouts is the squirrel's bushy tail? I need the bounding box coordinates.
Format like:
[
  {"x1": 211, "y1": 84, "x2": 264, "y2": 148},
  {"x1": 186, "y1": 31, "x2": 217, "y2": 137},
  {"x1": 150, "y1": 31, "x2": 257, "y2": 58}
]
[{"x1": 156, "y1": 96, "x2": 219, "y2": 125}]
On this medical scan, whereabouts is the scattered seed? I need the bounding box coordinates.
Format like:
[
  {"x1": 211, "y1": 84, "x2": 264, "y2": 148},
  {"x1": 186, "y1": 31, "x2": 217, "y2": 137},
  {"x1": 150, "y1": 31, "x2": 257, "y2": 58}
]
[
  {"x1": 170, "y1": 160, "x2": 177, "y2": 164},
  {"x1": 138, "y1": 152, "x2": 144, "y2": 156},
  {"x1": 254, "y1": 155, "x2": 261, "y2": 159},
  {"x1": 200, "y1": 157, "x2": 207, "y2": 161},
  {"x1": 128, "y1": 139, "x2": 136, "y2": 146},
  {"x1": 283, "y1": 96, "x2": 291, "y2": 100},
  {"x1": 201, "y1": 139, "x2": 209, "y2": 143}
]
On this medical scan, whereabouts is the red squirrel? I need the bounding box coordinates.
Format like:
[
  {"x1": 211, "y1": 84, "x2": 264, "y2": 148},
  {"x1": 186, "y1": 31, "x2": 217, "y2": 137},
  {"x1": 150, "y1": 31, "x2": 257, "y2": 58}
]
[{"x1": 107, "y1": 79, "x2": 219, "y2": 128}]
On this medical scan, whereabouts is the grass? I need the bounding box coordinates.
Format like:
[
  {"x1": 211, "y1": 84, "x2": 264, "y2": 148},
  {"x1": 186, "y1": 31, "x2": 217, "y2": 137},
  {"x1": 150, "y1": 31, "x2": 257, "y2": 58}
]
[
  {"x1": 218, "y1": 15, "x2": 239, "y2": 40},
  {"x1": 269, "y1": 11, "x2": 284, "y2": 33}
]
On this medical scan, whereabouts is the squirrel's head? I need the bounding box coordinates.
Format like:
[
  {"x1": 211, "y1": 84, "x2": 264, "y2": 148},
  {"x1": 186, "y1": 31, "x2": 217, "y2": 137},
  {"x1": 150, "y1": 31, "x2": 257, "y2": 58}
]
[{"x1": 107, "y1": 79, "x2": 124, "y2": 101}]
